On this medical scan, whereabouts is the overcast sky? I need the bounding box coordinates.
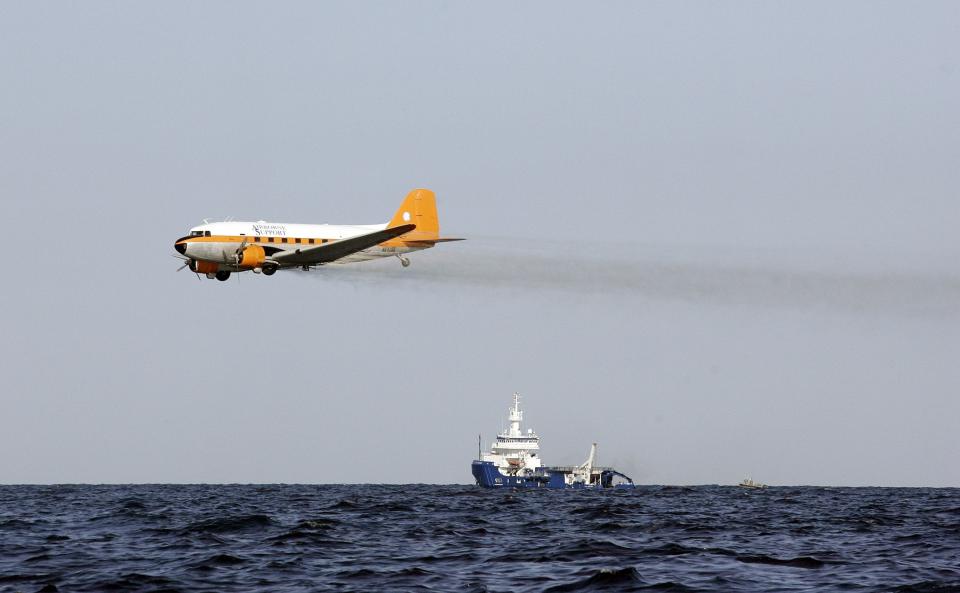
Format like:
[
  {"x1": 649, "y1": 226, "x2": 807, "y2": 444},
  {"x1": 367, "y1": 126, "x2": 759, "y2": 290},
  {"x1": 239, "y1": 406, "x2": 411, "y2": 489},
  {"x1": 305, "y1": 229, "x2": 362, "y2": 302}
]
[{"x1": 1, "y1": 2, "x2": 958, "y2": 486}]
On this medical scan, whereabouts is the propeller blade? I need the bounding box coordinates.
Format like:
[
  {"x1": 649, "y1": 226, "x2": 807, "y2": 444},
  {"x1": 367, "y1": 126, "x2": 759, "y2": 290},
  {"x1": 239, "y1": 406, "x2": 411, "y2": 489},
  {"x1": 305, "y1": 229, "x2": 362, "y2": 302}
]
[
  {"x1": 176, "y1": 262, "x2": 189, "y2": 272},
  {"x1": 234, "y1": 238, "x2": 248, "y2": 266}
]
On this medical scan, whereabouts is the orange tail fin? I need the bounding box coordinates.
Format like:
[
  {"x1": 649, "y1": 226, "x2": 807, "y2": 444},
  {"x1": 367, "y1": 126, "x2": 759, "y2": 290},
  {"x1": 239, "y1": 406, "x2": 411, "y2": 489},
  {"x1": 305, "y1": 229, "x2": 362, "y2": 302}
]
[{"x1": 388, "y1": 188, "x2": 439, "y2": 241}]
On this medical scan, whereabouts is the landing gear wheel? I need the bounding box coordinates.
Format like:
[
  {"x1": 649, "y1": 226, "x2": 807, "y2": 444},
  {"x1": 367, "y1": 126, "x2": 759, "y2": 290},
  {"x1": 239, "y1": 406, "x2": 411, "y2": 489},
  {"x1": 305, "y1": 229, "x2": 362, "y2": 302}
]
[
  {"x1": 399, "y1": 256, "x2": 410, "y2": 268},
  {"x1": 206, "y1": 273, "x2": 216, "y2": 280},
  {"x1": 262, "y1": 265, "x2": 277, "y2": 276},
  {"x1": 215, "y1": 271, "x2": 231, "y2": 281}
]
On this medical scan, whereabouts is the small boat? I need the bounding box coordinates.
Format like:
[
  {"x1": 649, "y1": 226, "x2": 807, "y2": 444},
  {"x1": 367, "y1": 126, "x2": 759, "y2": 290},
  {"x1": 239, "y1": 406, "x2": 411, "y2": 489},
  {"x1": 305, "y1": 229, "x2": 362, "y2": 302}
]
[
  {"x1": 471, "y1": 393, "x2": 635, "y2": 489},
  {"x1": 738, "y1": 477, "x2": 767, "y2": 489}
]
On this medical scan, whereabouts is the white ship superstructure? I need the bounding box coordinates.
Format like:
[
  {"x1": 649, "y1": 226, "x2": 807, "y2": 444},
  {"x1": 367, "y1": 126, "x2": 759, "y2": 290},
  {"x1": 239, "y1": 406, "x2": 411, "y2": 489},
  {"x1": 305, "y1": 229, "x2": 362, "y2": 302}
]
[{"x1": 481, "y1": 393, "x2": 543, "y2": 476}]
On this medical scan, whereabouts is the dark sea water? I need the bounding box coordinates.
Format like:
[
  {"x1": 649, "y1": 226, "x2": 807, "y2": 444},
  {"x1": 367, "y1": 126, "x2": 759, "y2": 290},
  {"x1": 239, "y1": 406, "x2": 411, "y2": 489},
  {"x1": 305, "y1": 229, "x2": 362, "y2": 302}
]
[{"x1": 1, "y1": 485, "x2": 959, "y2": 593}]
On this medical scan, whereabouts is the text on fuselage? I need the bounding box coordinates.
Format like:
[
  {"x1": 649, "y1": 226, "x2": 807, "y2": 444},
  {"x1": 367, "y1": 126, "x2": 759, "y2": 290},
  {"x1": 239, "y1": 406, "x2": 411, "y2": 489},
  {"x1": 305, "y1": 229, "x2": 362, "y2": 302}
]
[{"x1": 252, "y1": 224, "x2": 287, "y2": 236}]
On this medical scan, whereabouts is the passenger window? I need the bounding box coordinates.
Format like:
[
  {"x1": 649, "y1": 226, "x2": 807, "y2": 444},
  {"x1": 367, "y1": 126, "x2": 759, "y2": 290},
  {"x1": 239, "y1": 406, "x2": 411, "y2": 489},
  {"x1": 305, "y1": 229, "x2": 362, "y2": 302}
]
[
  {"x1": 308, "y1": 239, "x2": 315, "y2": 245},
  {"x1": 281, "y1": 238, "x2": 287, "y2": 243},
  {"x1": 294, "y1": 238, "x2": 301, "y2": 244},
  {"x1": 268, "y1": 237, "x2": 274, "y2": 243}
]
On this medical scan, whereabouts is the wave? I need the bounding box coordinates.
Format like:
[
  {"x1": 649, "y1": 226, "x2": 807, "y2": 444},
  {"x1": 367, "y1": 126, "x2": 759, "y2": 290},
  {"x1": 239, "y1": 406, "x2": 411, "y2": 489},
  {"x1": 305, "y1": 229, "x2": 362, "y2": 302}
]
[
  {"x1": 491, "y1": 539, "x2": 636, "y2": 563},
  {"x1": 179, "y1": 514, "x2": 273, "y2": 534},
  {"x1": 735, "y1": 554, "x2": 827, "y2": 569},
  {"x1": 544, "y1": 567, "x2": 643, "y2": 592}
]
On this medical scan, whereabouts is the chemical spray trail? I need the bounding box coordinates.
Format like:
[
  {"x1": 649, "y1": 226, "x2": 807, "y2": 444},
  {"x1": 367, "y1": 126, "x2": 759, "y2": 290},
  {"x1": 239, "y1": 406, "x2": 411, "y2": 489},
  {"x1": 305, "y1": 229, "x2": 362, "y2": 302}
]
[{"x1": 301, "y1": 237, "x2": 960, "y2": 317}]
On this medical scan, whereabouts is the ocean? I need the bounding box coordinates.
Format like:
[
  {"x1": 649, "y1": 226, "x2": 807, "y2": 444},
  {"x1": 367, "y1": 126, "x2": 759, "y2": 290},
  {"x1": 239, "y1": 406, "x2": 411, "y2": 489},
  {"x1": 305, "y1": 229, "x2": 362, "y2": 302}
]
[{"x1": 1, "y1": 485, "x2": 958, "y2": 592}]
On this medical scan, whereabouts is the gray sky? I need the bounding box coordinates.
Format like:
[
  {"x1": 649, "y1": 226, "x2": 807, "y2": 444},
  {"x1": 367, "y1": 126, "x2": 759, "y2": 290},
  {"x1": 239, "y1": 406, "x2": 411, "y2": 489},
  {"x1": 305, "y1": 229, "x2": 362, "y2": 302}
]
[{"x1": 1, "y1": 2, "x2": 958, "y2": 486}]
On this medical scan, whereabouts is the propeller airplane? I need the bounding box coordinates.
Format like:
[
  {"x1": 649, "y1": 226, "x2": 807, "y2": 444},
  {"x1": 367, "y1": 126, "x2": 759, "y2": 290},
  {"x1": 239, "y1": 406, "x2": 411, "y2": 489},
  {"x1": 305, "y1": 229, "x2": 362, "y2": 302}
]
[{"x1": 172, "y1": 188, "x2": 462, "y2": 281}]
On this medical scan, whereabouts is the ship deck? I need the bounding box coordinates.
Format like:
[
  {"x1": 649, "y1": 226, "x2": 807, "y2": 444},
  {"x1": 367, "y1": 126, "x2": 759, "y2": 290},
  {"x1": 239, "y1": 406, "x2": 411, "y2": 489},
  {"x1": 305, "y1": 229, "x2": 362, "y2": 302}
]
[{"x1": 543, "y1": 466, "x2": 615, "y2": 473}]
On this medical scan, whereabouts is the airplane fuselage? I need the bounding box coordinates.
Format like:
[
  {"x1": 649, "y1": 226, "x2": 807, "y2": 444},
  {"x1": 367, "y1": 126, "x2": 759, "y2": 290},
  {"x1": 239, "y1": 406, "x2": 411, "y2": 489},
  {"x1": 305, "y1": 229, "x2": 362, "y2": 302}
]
[{"x1": 175, "y1": 221, "x2": 422, "y2": 271}]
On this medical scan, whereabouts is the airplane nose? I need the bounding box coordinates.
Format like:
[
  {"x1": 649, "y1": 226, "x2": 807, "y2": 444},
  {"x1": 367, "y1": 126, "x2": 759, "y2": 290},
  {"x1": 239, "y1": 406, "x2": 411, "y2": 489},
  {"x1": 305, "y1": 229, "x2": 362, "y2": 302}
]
[{"x1": 175, "y1": 242, "x2": 186, "y2": 255}]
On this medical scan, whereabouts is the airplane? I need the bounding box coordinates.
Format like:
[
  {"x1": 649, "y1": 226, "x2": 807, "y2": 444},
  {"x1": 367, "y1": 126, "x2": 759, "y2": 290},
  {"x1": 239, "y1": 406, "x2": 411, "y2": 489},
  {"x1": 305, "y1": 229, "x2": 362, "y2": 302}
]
[{"x1": 172, "y1": 188, "x2": 462, "y2": 281}]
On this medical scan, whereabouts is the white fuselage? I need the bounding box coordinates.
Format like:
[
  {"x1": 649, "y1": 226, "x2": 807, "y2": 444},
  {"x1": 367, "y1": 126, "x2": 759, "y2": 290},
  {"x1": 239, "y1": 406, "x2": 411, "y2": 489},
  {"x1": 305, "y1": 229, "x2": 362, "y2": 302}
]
[{"x1": 179, "y1": 220, "x2": 422, "y2": 269}]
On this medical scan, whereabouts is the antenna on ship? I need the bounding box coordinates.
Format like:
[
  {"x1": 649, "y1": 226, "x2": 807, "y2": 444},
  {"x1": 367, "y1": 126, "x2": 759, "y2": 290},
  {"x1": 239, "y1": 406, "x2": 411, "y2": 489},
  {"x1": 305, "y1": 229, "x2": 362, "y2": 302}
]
[{"x1": 478, "y1": 434, "x2": 482, "y2": 461}]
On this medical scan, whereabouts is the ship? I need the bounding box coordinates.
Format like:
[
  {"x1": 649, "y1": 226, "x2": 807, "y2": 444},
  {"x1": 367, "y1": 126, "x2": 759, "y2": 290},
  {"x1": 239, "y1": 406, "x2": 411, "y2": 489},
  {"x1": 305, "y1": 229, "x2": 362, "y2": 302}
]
[
  {"x1": 738, "y1": 477, "x2": 767, "y2": 489},
  {"x1": 471, "y1": 393, "x2": 635, "y2": 489}
]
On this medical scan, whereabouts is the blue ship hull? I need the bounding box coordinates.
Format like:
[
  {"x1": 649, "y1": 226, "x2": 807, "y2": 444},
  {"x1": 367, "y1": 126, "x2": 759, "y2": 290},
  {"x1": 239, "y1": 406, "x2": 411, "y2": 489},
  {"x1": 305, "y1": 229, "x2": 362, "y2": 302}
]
[{"x1": 471, "y1": 460, "x2": 635, "y2": 489}]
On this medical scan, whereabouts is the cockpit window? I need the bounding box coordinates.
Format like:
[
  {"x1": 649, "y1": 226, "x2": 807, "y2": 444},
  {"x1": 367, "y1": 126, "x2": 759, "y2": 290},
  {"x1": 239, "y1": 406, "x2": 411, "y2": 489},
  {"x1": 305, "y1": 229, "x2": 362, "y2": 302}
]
[
  {"x1": 204, "y1": 231, "x2": 211, "y2": 237},
  {"x1": 190, "y1": 231, "x2": 202, "y2": 236}
]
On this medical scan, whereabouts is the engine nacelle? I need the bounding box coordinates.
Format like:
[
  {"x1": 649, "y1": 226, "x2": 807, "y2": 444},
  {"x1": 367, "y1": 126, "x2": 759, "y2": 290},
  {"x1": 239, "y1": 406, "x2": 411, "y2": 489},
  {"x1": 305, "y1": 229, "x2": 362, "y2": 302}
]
[
  {"x1": 190, "y1": 260, "x2": 219, "y2": 274},
  {"x1": 237, "y1": 245, "x2": 266, "y2": 268}
]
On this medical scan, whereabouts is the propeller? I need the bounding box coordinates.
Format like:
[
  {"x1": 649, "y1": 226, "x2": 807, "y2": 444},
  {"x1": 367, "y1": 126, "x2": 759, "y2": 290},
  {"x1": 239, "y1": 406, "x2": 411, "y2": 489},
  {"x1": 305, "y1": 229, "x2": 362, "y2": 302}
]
[
  {"x1": 172, "y1": 254, "x2": 201, "y2": 281},
  {"x1": 235, "y1": 237, "x2": 248, "y2": 265},
  {"x1": 172, "y1": 253, "x2": 191, "y2": 272},
  {"x1": 223, "y1": 238, "x2": 249, "y2": 267},
  {"x1": 219, "y1": 238, "x2": 250, "y2": 284},
  {"x1": 235, "y1": 239, "x2": 247, "y2": 284}
]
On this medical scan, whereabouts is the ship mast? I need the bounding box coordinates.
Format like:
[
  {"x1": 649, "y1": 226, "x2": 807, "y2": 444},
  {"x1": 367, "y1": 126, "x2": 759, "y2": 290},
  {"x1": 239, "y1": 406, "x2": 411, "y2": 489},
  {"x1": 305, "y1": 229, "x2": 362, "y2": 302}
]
[{"x1": 508, "y1": 392, "x2": 523, "y2": 437}]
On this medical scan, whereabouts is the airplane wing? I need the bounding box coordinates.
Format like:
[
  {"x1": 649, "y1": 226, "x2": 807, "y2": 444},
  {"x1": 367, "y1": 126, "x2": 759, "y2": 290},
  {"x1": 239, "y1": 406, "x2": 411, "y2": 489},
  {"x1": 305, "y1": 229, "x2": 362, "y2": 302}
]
[
  {"x1": 403, "y1": 237, "x2": 466, "y2": 247},
  {"x1": 270, "y1": 224, "x2": 416, "y2": 266}
]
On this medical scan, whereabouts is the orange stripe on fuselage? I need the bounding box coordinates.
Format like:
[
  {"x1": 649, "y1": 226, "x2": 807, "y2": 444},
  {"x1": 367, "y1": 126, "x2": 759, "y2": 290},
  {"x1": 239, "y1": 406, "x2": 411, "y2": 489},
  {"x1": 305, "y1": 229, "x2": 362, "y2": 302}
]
[
  {"x1": 175, "y1": 235, "x2": 428, "y2": 248},
  {"x1": 176, "y1": 235, "x2": 332, "y2": 245}
]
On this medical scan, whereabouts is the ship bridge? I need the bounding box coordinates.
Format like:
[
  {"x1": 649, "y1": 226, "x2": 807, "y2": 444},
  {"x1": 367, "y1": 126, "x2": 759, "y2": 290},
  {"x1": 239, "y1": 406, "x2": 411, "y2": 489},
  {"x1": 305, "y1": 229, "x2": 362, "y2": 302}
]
[{"x1": 481, "y1": 393, "x2": 543, "y2": 475}]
